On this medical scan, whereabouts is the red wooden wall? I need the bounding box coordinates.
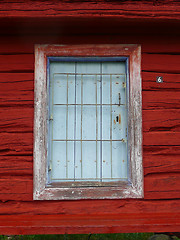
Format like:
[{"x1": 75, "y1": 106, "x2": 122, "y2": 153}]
[{"x1": 0, "y1": 0, "x2": 180, "y2": 235}]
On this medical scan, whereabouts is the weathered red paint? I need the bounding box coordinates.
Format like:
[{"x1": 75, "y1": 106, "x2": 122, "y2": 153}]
[
  {"x1": 0, "y1": 0, "x2": 180, "y2": 234},
  {"x1": 0, "y1": 1, "x2": 180, "y2": 21},
  {"x1": 0, "y1": 213, "x2": 179, "y2": 235}
]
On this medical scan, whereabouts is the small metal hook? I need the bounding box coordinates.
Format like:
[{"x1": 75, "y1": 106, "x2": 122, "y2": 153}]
[{"x1": 49, "y1": 115, "x2": 53, "y2": 121}]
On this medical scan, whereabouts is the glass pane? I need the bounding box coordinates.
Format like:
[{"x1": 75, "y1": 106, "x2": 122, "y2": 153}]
[{"x1": 49, "y1": 60, "x2": 128, "y2": 183}]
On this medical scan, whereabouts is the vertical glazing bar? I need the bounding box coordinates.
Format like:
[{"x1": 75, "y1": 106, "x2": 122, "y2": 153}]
[
  {"x1": 110, "y1": 74, "x2": 112, "y2": 178},
  {"x1": 81, "y1": 74, "x2": 83, "y2": 178},
  {"x1": 66, "y1": 74, "x2": 68, "y2": 178},
  {"x1": 125, "y1": 73, "x2": 128, "y2": 178},
  {"x1": 50, "y1": 73, "x2": 55, "y2": 181},
  {"x1": 125, "y1": 73, "x2": 127, "y2": 108},
  {"x1": 96, "y1": 74, "x2": 98, "y2": 178},
  {"x1": 125, "y1": 73, "x2": 127, "y2": 144},
  {"x1": 100, "y1": 63, "x2": 102, "y2": 182},
  {"x1": 74, "y1": 65, "x2": 77, "y2": 181}
]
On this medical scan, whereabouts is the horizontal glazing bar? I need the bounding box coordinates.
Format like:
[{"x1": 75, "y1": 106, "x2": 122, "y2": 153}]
[
  {"x1": 53, "y1": 103, "x2": 125, "y2": 106},
  {"x1": 52, "y1": 139, "x2": 126, "y2": 142},
  {"x1": 54, "y1": 73, "x2": 126, "y2": 76},
  {"x1": 51, "y1": 178, "x2": 127, "y2": 180},
  {"x1": 48, "y1": 56, "x2": 128, "y2": 62}
]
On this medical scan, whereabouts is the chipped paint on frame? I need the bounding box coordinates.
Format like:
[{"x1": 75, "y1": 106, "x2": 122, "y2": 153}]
[{"x1": 33, "y1": 44, "x2": 143, "y2": 200}]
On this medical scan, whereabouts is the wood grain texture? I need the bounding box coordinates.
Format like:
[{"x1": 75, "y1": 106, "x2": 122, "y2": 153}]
[
  {"x1": 2, "y1": 131, "x2": 177, "y2": 154},
  {"x1": 1, "y1": 131, "x2": 180, "y2": 156},
  {"x1": 142, "y1": 54, "x2": 180, "y2": 73},
  {"x1": 0, "y1": 1, "x2": 179, "y2": 21},
  {"x1": 144, "y1": 132, "x2": 180, "y2": 145},
  {"x1": 144, "y1": 146, "x2": 180, "y2": 175},
  {"x1": 144, "y1": 174, "x2": 180, "y2": 199},
  {"x1": 143, "y1": 91, "x2": 180, "y2": 109},
  {"x1": 0, "y1": 133, "x2": 33, "y2": 156},
  {"x1": 143, "y1": 109, "x2": 180, "y2": 132},
  {"x1": 0, "y1": 107, "x2": 33, "y2": 133},
  {"x1": 0, "y1": 29, "x2": 179, "y2": 233},
  {"x1": 0, "y1": 213, "x2": 179, "y2": 235},
  {"x1": 0, "y1": 55, "x2": 33, "y2": 73},
  {"x1": 0, "y1": 35, "x2": 180, "y2": 54},
  {"x1": 142, "y1": 72, "x2": 180, "y2": 91},
  {"x1": 0, "y1": 156, "x2": 32, "y2": 176},
  {"x1": 0, "y1": 73, "x2": 33, "y2": 107},
  {"x1": 0, "y1": 178, "x2": 32, "y2": 201},
  {"x1": 1, "y1": 173, "x2": 180, "y2": 201},
  {"x1": 0, "y1": 199, "x2": 179, "y2": 215}
]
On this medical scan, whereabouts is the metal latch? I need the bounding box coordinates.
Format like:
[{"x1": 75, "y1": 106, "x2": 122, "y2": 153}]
[{"x1": 49, "y1": 115, "x2": 53, "y2": 121}]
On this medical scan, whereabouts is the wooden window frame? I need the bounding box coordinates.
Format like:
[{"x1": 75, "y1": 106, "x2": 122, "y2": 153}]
[{"x1": 33, "y1": 44, "x2": 143, "y2": 200}]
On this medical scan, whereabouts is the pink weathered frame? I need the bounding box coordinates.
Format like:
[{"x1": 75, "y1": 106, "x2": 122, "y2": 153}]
[{"x1": 34, "y1": 44, "x2": 143, "y2": 200}]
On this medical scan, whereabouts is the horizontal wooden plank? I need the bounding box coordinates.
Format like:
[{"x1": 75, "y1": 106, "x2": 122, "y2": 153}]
[
  {"x1": 0, "y1": 136, "x2": 179, "y2": 176},
  {"x1": 0, "y1": 177, "x2": 32, "y2": 194},
  {"x1": 0, "y1": 55, "x2": 33, "y2": 72},
  {"x1": 0, "y1": 54, "x2": 179, "y2": 75},
  {"x1": 0, "y1": 199, "x2": 179, "y2": 215},
  {"x1": 1, "y1": 172, "x2": 180, "y2": 200},
  {"x1": 2, "y1": 19, "x2": 180, "y2": 36},
  {"x1": 0, "y1": 73, "x2": 33, "y2": 106},
  {"x1": 0, "y1": 130, "x2": 179, "y2": 156},
  {"x1": 144, "y1": 173, "x2": 180, "y2": 199},
  {"x1": 0, "y1": 130, "x2": 179, "y2": 157},
  {"x1": 142, "y1": 54, "x2": 180, "y2": 73},
  {"x1": 0, "y1": 53, "x2": 179, "y2": 76},
  {"x1": 0, "y1": 133, "x2": 33, "y2": 156},
  {"x1": 142, "y1": 72, "x2": 180, "y2": 91},
  {"x1": 0, "y1": 151, "x2": 173, "y2": 181},
  {"x1": 0, "y1": 213, "x2": 179, "y2": 234},
  {"x1": 144, "y1": 145, "x2": 180, "y2": 155},
  {"x1": 144, "y1": 146, "x2": 180, "y2": 175},
  {"x1": 143, "y1": 109, "x2": 180, "y2": 132},
  {"x1": 0, "y1": 178, "x2": 32, "y2": 201},
  {"x1": 0, "y1": 1, "x2": 179, "y2": 20},
  {"x1": 141, "y1": 38, "x2": 180, "y2": 53},
  {"x1": 143, "y1": 132, "x2": 180, "y2": 145},
  {"x1": 0, "y1": 105, "x2": 179, "y2": 154},
  {"x1": 0, "y1": 60, "x2": 180, "y2": 109},
  {"x1": 0, "y1": 72, "x2": 33, "y2": 82},
  {"x1": 0, "y1": 107, "x2": 33, "y2": 133},
  {"x1": 2, "y1": 146, "x2": 179, "y2": 177},
  {"x1": 0, "y1": 194, "x2": 32, "y2": 202},
  {"x1": 0, "y1": 156, "x2": 32, "y2": 176},
  {"x1": 144, "y1": 154, "x2": 180, "y2": 175},
  {"x1": 143, "y1": 91, "x2": 180, "y2": 109},
  {"x1": 0, "y1": 35, "x2": 180, "y2": 54}
]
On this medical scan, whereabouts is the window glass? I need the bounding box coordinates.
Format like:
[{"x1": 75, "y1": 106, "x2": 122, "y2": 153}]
[{"x1": 48, "y1": 59, "x2": 128, "y2": 184}]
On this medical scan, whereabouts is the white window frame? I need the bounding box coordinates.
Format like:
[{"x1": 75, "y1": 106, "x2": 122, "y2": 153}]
[{"x1": 33, "y1": 44, "x2": 143, "y2": 200}]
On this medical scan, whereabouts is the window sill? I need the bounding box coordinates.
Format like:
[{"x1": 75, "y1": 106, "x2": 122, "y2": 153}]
[{"x1": 34, "y1": 181, "x2": 143, "y2": 200}]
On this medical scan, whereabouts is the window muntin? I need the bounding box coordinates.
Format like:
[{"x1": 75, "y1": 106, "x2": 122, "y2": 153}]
[
  {"x1": 48, "y1": 58, "x2": 128, "y2": 185},
  {"x1": 34, "y1": 44, "x2": 143, "y2": 200}
]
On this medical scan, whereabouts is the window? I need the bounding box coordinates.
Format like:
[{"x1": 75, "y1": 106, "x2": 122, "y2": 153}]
[{"x1": 34, "y1": 44, "x2": 143, "y2": 200}]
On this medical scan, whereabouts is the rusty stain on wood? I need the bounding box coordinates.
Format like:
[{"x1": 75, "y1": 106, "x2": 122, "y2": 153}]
[{"x1": 119, "y1": 114, "x2": 121, "y2": 124}]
